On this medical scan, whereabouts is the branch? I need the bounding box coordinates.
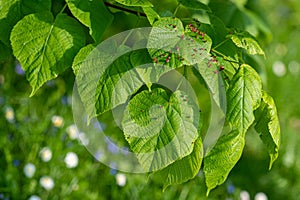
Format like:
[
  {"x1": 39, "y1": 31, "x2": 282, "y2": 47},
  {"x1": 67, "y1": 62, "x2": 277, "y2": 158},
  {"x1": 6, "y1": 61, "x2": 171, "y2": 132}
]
[{"x1": 104, "y1": 2, "x2": 146, "y2": 17}]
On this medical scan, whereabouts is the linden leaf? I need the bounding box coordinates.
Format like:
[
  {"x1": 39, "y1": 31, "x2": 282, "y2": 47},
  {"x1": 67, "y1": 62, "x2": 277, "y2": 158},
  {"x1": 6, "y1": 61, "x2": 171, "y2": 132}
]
[{"x1": 10, "y1": 12, "x2": 85, "y2": 96}]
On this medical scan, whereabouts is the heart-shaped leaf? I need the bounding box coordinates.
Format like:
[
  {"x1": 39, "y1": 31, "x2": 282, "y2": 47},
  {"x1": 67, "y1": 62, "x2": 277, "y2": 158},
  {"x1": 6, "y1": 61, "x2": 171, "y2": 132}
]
[
  {"x1": 10, "y1": 12, "x2": 85, "y2": 96},
  {"x1": 122, "y1": 88, "x2": 200, "y2": 171}
]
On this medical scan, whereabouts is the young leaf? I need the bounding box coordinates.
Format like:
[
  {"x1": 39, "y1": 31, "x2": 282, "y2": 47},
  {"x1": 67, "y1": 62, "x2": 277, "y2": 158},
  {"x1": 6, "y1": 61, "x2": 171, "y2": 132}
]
[
  {"x1": 226, "y1": 64, "x2": 262, "y2": 134},
  {"x1": 228, "y1": 31, "x2": 265, "y2": 56},
  {"x1": 10, "y1": 12, "x2": 85, "y2": 96},
  {"x1": 178, "y1": 0, "x2": 211, "y2": 12},
  {"x1": 122, "y1": 88, "x2": 200, "y2": 172},
  {"x1": 203, "y1": 129, "x2": 245, "y2": 195},
  {"x1": 66, "y1": 0, "x2": 113, "y2": 43},
  {"x1": 114, "y1": 0, "x2": 153, "y2": 7},
  {"x1": 254, "y1": 91, "x2": 280, "y2": 169},
  {"x1": 153, "y1": 137, "x2": 203, "y2": 189}
]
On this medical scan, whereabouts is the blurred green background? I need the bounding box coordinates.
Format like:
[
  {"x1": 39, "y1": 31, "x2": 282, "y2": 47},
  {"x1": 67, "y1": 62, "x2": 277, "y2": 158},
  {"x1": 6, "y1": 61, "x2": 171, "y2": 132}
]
[{"x1": 1, "y1": 0, "x2": 300, "y2": 199}]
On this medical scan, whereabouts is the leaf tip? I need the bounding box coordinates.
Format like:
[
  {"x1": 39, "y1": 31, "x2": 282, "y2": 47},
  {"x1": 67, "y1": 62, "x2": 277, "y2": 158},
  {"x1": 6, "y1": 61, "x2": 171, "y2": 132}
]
[
  {"x1": 206, "y1": 189, "x2": 211, "y2": 196},
  {"x1": 29, "y1": 88, "x2": 37, "y2": 97},
  {"x1": 268, "y1": 153, "x2": 278, "y2": 170}
]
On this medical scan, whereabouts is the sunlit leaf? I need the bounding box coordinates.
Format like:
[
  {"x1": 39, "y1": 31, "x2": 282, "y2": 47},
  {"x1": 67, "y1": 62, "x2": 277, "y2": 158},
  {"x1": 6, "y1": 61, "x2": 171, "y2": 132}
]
[
  {"x1": 10, "y1": 12, "x2": 85, "y2": 96},
  {"x1": 66, "y1": 0, "x2": 113, "y2": 43},
  {"x1": 254, "y1": 91, "x2": 280, "y2": 169},
  {"x1": 226, "y1": 64, "x2": 262, "y2": 134},
  {"x1": 154, "y1": 137, "x2": 203, "y2": 189},
  {"x1": 115, "y1": 0, "x2": 153, "y2": 7},
  {"x1": 204, "y1": 129, "x2": 245, "y2": 195},
  {"x1": 72, "y1": 44, "x2": 95, "y2": 75},
  {"x1": 148, "y1": 17, "x2": 212, "y2": 69},
  {"x1": 194, "y1": 56, "x2": 230, "y2": 109},
  {"x1": 122, "y1": 88, "x2": 200, "y2": 171},
  {"x1": 0, "y1": 0, "x2": 51, "y2": 46},
  {"x1": 228, "y1": 31, "x2": 265, "y2": 56},
  {"x1": 142, "y1": 7, "x2": 160, "y2": 25}
]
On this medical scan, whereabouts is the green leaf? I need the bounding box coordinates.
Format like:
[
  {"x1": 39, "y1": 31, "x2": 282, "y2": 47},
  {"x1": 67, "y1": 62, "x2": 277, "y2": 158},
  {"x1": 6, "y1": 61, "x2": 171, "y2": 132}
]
[
  {"x1": 254, "y1": 91, "x2": 280, "y2": 169},
  {"x1": 142, "y1": 7, "x2": 160, "y2": 25},
  {"x1": 194, "y1": 56, "x2": 229, "y2": 109},
  {"x1": 96, "y1": 50, "x2": 172, "y2": 116},
  {"x1": 19, "y1": 0, "x2": 51, "y2": 14},
  {"x1": 148, "y1": 17, "x2": 212, "y2": 69},
  {"x1": 95, "y1": 52, "x2": 141, "y2": 115},
  {"x1": 153, "y1": 137, "x2": 203, "y2": 189},
  {"x1": 178, "y1": 0, "x2": 211, "y2": 12},
  {"x1": 66, "y1": 0, "x2": 113, "y2": 43},
  {"x1": 72, "y1": 44, "x2": 95, "y2": 75},
  {"x1": 114, "y1": 0, "x2": 153, "y2": 7},
  {"x1": 122, "y1": 88, "x2": 200, "y2": 171},
  {"x1": 198, "y1": 15, "x2": 238, "y2": 61},
  {"x1": 0, "y1": 0, "x2": 51, "y2": 46},
  {"x1": 204, "y1": 129, "x2": 245, "y2": 195},
  {"x1": 208, "y1": 0, "x2": 271, "y2": 38},
  {"x1": 10, "y1": 12, "x2": 85, "y2": 96},
  {"x1": 228, "y1": 31, "x2": 265, "y2": 56},
  {"x1": 226, "y1": 64, "x2": 262, "y2": 134},
  {"x1": 76, "y1": 46, "x2": 169, "y2": 119},
  {"x1": 130, "y1": 48, "x2": 169, "y2": 89}
]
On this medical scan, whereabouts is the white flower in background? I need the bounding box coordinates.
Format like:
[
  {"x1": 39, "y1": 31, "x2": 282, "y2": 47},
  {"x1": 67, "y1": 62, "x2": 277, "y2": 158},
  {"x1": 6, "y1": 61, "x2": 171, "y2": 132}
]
[
  {"x1": 116, "y1": 173, "x2": 126, "y2": 187},
  {"x1": 71, "y1": 183, "x2": 79, "y2": 191},
  {"x1": 39, "y1": 147, "x2": 52, "y2": 162},
  {"x1": 40, "y1": 176, "x2": 54, "y2": 190},
  {"x1": 275, "y1": 43, "x2": 287, "y2": 56},
  {"x1": 254, "y1": 192, "x2": 268, "y2": 200},
  {"x1": 64, "y1": 152, "x2": 79, "y2": 168},
  {"x1": 78, "y1": 132, "x2": 89, "y2": 146},
  {"x1": 5, "y1": 107, "x2": 15, "y2": 122},
  {"x1": 28, "y1": 195, "x2": 41, "y2": 200},
  {"x1": 23, "y1": 163, "x2": 36, "y2": 178},
  {"x1": 240, "y1": 190, "x2": 250, "y2": 200},
  {"x1": 51, "y1": 115, "x2": 64, "y2": 127},
  {"x1": 66, "y1": 124, "x2": 79, "y2": 140},
  {"x1": 272, "y1": 61, "x2": 286, "y2": 77},
  {"x1": 288, "y1": 60, "x2": 300, "y2": 74}
]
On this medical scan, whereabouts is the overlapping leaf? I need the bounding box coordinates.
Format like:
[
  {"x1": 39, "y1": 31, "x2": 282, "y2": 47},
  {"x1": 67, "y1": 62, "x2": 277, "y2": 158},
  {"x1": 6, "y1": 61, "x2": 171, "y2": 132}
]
[
  {"x1": 72, "y1": 44, "x2": 95, "y2": 75},
  {"x1": 178, "y1": 0, "x2": 211, "y2": 12},
  {"x1": 228, "y1": 31, "x2": 265, "y2": 56},
  {"x1": 115, "y1": 0, "x2": 153, "y2": 7},
  {"x1": 0, "y1": 0, "x2": 51, "y2": 46},
  {"x1": 194, "y1": 56, "x2": 231, "y2": 109},
  {"x1": 142, "y1": 7, "x2": 160, "y2": 25},
  {"x1": 226, "y1": 64, "x2": 262, "y2": 134},
  {"x1": 75, "y1": 44, "x2": 171, "y2": 119},
  {"x1": 254, "y1": 91, "x2": 280, "y2": 169},
  {"x1": 204, "y1": 129, "x2": 245, "y2": 195},
  {"x1": 122, "y1": 88, "x2": 200, "y2": 172},
  {"x1": 148, "y1": 17, "x2": 212, "y2": 69},
  {"x1": 10, "y1": 12, "x2": 85, "y2": 96},
  {"x1": 153, "y1": 137, "x2": 203, "y2": 189},
  {"x1": 66, "y1": 0, "x2": 113, "y2": 43}
]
